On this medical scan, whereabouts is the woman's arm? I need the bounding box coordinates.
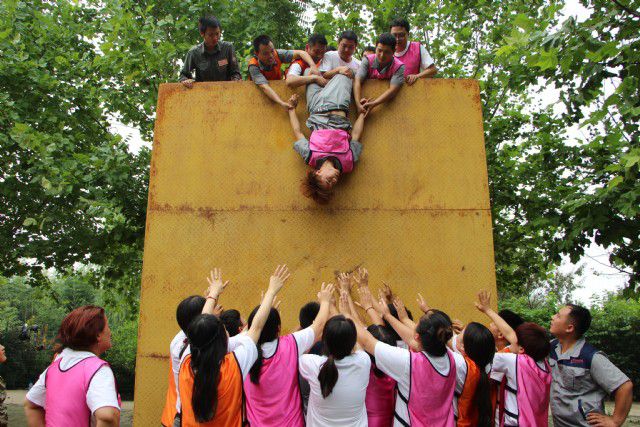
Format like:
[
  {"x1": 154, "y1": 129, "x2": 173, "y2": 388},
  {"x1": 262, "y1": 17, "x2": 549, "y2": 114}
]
[
  {"x1": 350, "y1": 109, "x2": 368, "y2": 142},
  {"x1": 202, "y1": 268, "x2": 229, "y2": 315},
  {"x1": 310, "y1": 282, "x2": 335, "y2": 339},
  {"x1": 287, "y1": 95, "x2": 305, "y2": 141},
  {"x1": 475, "y1": 290, "x2": 518, "y2": 349},
  {"x1": 247, "y1": 265, "x2": 290, "y2": 343},
  {"x1": 393, "y1": 297, "x2": 416, "y2": 330},
  {"x1": 94, "y1": 407, "x2": 120, "y2": 427},
  {"x1": 24, "y1": 400, "x2": 45, "y2": 427}
]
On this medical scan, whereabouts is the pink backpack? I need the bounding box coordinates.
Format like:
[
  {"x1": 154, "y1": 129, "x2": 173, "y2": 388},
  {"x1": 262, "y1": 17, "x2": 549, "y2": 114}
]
[
  {"x1": 308, "y1": 129, "x2": 354, "y2": 173},
  {"x1": 45, "y1": 356, "x2": 120, "y2": 427}
]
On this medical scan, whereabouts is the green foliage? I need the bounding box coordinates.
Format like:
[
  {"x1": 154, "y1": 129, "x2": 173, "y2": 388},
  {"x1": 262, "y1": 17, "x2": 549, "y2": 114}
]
[{"x1": 500, "y1": 293, "x2": 640, "y2": 399}]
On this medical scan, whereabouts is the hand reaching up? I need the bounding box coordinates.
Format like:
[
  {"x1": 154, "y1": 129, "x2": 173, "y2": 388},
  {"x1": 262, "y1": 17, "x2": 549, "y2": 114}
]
[
  {"x1": 475, "y1": 290, "x2": 491, "y2": 313},
  {"x1": 337, "y1": 272, "x2": 351, "y2": 292},
  {"x1": 206, "y1": 268, "x2": 229, "y2": 299},
  {"x1": 393, "y1": 297, "x2": 409, "y2": 321},
  {"x1": 417, "y1": 293, "x2": 431, "y2": 314},
  {"x1": 268, "y1": 265, "x2": 290, "y2": 295},
  {"x1": 318, "y1": 282, "x2": 335, "y2": 304},
  {"x1": 381, "y1": 282, "x2": 393, "y2": 303}
]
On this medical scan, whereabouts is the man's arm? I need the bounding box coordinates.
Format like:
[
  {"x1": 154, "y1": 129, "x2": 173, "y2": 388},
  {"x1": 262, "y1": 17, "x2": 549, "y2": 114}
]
[
  {"x1": 249, "y1": 65, "x2": 292, "y2": 109},
  {"x1": 586, "y1": 381, "x2": 633, "y2": 427},
  {"x1": 286, "y1": 72, "x2": 326, "y2": 88},
  {"x1": 292, "y1": 50, "x2": 319, "y2": 73},
  {"x1": 227, "y1": 45, "x2": 242, "y2": 81},
  {"x1": 361, "y1": 83, "x2": 402, "y2": 111},
  {"x1": 179, "y1": 50, "x2": 195, "y2": 88}
]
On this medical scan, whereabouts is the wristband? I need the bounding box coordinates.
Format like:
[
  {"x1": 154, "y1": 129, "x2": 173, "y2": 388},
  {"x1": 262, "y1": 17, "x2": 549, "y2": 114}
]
[
  {"x1": 206, "y1": 296, "x2": 217, "y2": 301},
  {"x1": 365, "y1": 306, "x2": 374, "y2": 312}
]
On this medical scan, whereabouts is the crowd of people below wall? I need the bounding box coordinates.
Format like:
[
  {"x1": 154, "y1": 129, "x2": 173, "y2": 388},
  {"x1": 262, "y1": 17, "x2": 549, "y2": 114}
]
[
  {"x1": 9, "y1": 266, "x2": 634, "y2": 427},
  {"x1": 179, "y1": 16, "x2": 437, "y2": 204}
]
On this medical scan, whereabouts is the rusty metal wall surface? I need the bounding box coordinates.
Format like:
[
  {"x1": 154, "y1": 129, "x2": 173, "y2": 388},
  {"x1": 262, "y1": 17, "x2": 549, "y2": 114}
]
[{"x1": 133, "y1": 79, "x2": 497, "y2": 425}]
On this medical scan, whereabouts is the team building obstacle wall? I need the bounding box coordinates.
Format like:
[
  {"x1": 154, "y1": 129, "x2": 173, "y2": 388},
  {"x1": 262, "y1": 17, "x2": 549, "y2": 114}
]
[{"x1": 133, "y1": 78, "x2": 497, "y2": 425}]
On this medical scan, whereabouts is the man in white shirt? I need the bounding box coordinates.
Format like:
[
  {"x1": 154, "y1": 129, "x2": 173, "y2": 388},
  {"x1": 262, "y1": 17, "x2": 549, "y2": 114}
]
[
  {"x1": 389, "y1": 17, "x2": 437, "y2": 85},
  {"x1": 286, "y1": 34, "x2": 328, "y2": 88},
  {"x1": 319, "y1": 30, "x2": 361, "y2": 80}
]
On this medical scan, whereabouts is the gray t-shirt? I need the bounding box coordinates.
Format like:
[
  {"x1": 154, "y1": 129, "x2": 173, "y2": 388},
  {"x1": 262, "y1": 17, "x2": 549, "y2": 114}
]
[
  {"x1": 293, "y1": 136, "x2": 362, "y2": 171},
  {"x1": 248, "y1": 49, "x2": 294, "y2": 85},
  {"x1": 356, "y1": 56, "x2": 405, "y2": 86},
  {"x1": 550, "y1": 338, "x2": 630, "y2": 427}
]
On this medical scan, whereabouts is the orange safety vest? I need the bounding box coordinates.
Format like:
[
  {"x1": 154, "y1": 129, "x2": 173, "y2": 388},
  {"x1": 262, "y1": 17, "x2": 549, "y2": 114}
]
[
  {"x1": 248, "y1": 51, "x2": 283, "y2": 81},
  {"x1": 178, "y1": 353, "x2": 244, "y2": 427},
  {"x1": 456, "y1": 355, "x2": 481, "y2": 427},
  {"x1": 161, "y1": 365, "x2": 178, "y2": 427},
  {"x1": 284, "y1": 58, "x2": 321, "y2": 77}
]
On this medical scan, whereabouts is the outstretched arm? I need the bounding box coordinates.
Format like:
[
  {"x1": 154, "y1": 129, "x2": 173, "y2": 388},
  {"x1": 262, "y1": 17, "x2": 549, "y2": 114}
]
[
  {"x1": 353, "y1": 77, "x2": 366, "y2": 114},
  {"x1": 475, "y1": 290, "x2": 518, "y2": 349},
  {"x1": 247, "y1": 265, "x2": 290, "y2": 343},
  {"x1": 287, "y1": 95, "x2": 305, "y2": 140},
  {"x1": 350, "y1": 109, "x2": 368, "y2": 141},
  {"x1": 310, "y1": 282, "x2": 335, "y2": 340},
  {"x1": 287, "y1": 72, "x2": 326, "y2": 88},
  {"x1": 202, "y1": 268, "x2": 229, "y2": 315},
  {"x1": 259, "y1": 83, "x2": 293, "y2": 110},
  {"x1": 362, "y1": 84, "x2": 402, "y2": 111},
  {"x1": 292, "y1": 50, "x2": 320, "y2": 73},
  {"x1": 379, "y1": 299, "x2": 417, "y2": 348}
]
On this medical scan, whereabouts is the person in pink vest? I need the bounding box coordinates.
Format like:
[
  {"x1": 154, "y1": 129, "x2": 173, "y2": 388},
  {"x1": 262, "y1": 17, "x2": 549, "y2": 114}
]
[
  {"x1": 354, "y1": 33, "x2": 405, "y2": 115},
  {"x1": 286, "y1": 75, "x2": 369, "y2": 204},
  {"x1": 389, "y1": 17, "x2": 437, "y2": 85},
  {"x1": 244, "y1": 282, "x2": 335, "y2": 426},
  {"x1": 343, "y1": 283, "x2": 466, "y2": 427},
  {"x1": 24, "y1": 305, "x2": 121, "y2": 427}
]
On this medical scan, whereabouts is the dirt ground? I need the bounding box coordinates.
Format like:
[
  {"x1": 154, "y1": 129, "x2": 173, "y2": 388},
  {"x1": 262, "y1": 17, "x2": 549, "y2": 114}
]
[{"x1": 5, "y1": 389, "x2": 640, "y2": 426}]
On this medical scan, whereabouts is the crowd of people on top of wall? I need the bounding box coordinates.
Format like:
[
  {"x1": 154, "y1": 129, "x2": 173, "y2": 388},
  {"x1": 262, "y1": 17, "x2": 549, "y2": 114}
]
[
  {"x1": 179, "y1": 16, "x2": 438, "y2": 204},
  {"x1": 7, "y1": 265, "x2": 633, "y2": 427}
]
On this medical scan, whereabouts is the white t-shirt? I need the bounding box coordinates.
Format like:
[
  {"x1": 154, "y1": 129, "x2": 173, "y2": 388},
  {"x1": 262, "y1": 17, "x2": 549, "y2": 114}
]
[
  {"x1": 319, "y1": 51, "x2": 361, "y2": 74},
  {"x1": 170, "y1": 329, "x2": 245, "y2": 411},
  {"x1": 261, "y1": 326, "x2": 315, "y2": 358},
  {"x1": 394, "y1": 41, "x2": 435, "y2": 71},
  {"x1": 491, "y1": 352, "x2": 548, "y2": 426},
  {"x1": 287, "y1": 62, "x2": 304, "y2": 77},
  {"x1": 26, "y1": 348, "x2": 120, "y2": 417},
  {"x1": 299, "y1": 350, "x2": 371, "y2": 427},
  {"x1": 374, "y1": 342, "x2": 466, "y2": 427}
]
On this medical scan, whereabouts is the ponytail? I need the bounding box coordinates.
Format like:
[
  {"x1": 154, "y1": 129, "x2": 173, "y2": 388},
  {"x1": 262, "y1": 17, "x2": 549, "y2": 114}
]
[
  {"x1": 247, "y1": 306, "x2": 281, "y2": 385},
  {"x1": 318, "y1": 355, "x2": 339, "y2": 398},
  {"x1": 187, "y1": 314, "x2": 228, "y2": 423},
  {"x1": 319, "y1": 315, "x2": 357, "y2": 398},
  {"x1": 462, "y1": 322, "x2": 495, "y2": 427}
]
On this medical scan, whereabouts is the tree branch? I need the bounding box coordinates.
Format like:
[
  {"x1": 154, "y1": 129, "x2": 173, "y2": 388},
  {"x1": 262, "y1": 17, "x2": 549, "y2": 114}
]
[{"x1": 610, "y1": 0, "x2": 640, "y2": 18}]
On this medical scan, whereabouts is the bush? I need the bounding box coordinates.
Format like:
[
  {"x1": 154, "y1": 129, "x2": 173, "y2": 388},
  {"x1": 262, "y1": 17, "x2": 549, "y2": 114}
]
[{"x1": 499, "y1": 294, "x2": 640, "y2": 400}]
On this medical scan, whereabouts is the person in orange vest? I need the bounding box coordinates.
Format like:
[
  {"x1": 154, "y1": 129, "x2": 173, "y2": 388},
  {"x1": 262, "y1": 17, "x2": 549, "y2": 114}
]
[
  {"x1": 248, "y1": 35, "x2": 320, "y2": 110},
  {"x1": 389, "y1": 17, "x2": 437, "y2": 85},
  {"x1": 177, "y1": 265, "x2": 290, "y2": 427},
  {"x1": 285, "y1": 34, "x2": 329, "y2": 89},
  {"x1": 451, "y1": 322, "x2": 496, "y2": 427},
  {"x1": 353, "y1": 33, "x2": 405, "y2": 115}
]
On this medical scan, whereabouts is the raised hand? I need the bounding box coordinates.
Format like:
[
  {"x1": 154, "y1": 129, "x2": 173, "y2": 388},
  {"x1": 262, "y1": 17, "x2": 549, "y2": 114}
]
[
  {"x1": 318, "y1": 282, "x2": 335, "y2": 304},
  {"x1": 475, "y1": 290, "x2": 491, "y2": 313},
  {"x1": 337, "y1": 272, "x2": 351, "y2": 292},
  {"x1": 356, "y1": 285, "x2": 374, "y2": 309},
  {"x1": 378, "y1": 293, "x2": 391, "y2": 316},
  {"x1": 381, "y1": 282, "x2": 393, "y2": 303},
  {"x1": 268, "y1": 264, "x2": 290, "y2": 295},
  {"x1": 213, "y1": 304, "x2": 224, "y2": 317},
  {"x1": 352, "y1": 267, "x2": 369, "y2": 288},
  {"x1": 338, "y1": 290, "x2": 351, "y2": 315},
  {"x1": 206, "y1": 268, "x2": 229, "y2": 299},
  {"x1": 417, "y1": 293, "x2": 431, "y2": 314},
  {"x1": 393, "y1": 297, "x2": 409, "y2": 321}
]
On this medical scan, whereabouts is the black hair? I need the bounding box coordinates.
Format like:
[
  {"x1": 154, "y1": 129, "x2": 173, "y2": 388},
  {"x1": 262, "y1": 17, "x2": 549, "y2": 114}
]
[
  {"x1": 253, "y1": 34, "x2": 272, "y2": 53},
  {"x1": 376, "y1": 33, "x2": 397, "y2": 51},
  {"x1": 176, "y1": 296, "x2": 206, "y2": 332},
  {"x1": 415, "y1": 309, "x2": 452, "y2": 357},
  {"x1": 389, "y1": 17, "x2": 410, "y2": 32},
  {"x1": 186, "y1": 314, "x2": 228, "y2": 423},
  {"x1": 364, "y1": 45, "x2": 376, "y2": 53},
  {"x1": 367, "y1": 325, "x2": 396, "y2": 377},
  {"x1": 498, "y1": 309, "x2": 525, "y2": 331},
  {"x1": 383, "y1": 303, "x2": 413, "y2": 341},
  {"x1": 220, "y1": 309, "x2": 242, "y2": 337},
  {"x1": 338, "y1": 30, "x2": 358, "y2": 44},
  {"x1": 326, "y1": 45, "x2": 337, "y2": 51},
  {"x1": 319, "y1": 315, "x2": 356, "y2": 398},
  {"x1": 308, "y1": 33, "x2": 328, "y2": 46},
  {"x1": 566, "y1": 304, "x2": 591, "y2": 337},
  {"x1": 198, "y1": 16, "x2": 221, "y2": 33},
  {"x1": 462, "y1": 322, "x2": 496, "y2": 427},
  {"x1": 299, "y1": 302, "x2": 320, "y2": 329},
  {"x1": 247, "y1": 306, "x2": 281, "y2": 384}
]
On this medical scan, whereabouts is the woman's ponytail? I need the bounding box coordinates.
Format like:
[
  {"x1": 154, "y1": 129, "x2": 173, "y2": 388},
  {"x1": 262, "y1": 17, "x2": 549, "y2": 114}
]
[{"x1": 318, "y1": 355, "x2": 339, "y2": 398}]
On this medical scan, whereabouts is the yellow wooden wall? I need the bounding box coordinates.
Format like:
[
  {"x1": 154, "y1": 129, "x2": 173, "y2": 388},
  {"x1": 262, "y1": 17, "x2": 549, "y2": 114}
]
[{"x1": 133, "y1": 79, "x2": 497, "y2": 425}]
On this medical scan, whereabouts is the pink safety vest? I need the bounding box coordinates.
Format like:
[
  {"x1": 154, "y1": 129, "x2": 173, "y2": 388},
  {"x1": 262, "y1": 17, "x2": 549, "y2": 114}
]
[
  {"x1": 395, "y1": 41, "x2": 422, "y2": 76},
  {"x1": 405, "y1": 350, "x2": 456, "y2": 427},
  {"x1": 514, "y1": 354, "x2": 552, "y2": 427},
  {"x1": 44, "y1": 356, "x2": 120, "y2": 427},
  {"x1": 244, "y1": 334, "x2": 305, "y2": 427},
  {"x1": 366, "y1": 366, "x2": 396, "y2": 427},
  {"x1": 308, "y1": 129, "x2": 354, "y2": 173},
  {"x1": 366, "y1": 54, "x2": 404, "y2": 80}
]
